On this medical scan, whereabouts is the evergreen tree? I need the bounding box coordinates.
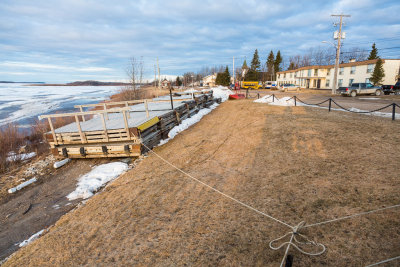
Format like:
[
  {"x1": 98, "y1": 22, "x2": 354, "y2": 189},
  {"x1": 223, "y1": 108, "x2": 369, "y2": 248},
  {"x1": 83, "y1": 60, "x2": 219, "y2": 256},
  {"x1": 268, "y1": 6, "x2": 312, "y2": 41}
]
[
  {"x1": 242, "y1": 59, "x2": 248, "y2": 69},
  {"x1": 266, "y1": 50, "x2": 275, "y2": 80},
  {"x1": 370, "y1": 58, "x2": 385, "y2": 85},
  {"x1": 223, "y1": 66, "x2": 231, "y2": 86},
  {"x1": 215, "y1": 72, "x2": 223, "y2": 85},
  {"x1": 368, "y1": 43, "x2": 378, "y2": 60},
  {"x1": 274, "y1": 50, "x2": 282, "y2": 77},
  {"x1": 250, "y1": 49, "x2": 260, "y2": 71},
  {"x1": 175, "y1": 76, "x2": 182, "y2": 86}
]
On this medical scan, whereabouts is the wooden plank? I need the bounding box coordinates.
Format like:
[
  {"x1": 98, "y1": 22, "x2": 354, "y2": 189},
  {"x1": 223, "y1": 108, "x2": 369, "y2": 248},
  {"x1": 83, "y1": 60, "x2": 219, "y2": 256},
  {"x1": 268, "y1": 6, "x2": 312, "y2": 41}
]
[
  {"x1": 122, "y1": 111, "x2": 131, "y2": 139},
  {"x1": 47, "y1": 118, "x2": 58, "y2": 145},
  {"x1": 100, "y1": 113, "x2": 109, "y2": 142},
  {"x1": 79, "y1": 106, "x2": 85, "y2": 121},
  {"x1": 74, "y1": 115, "x2": 86, "y2": 144},
  {"x1": 39, "y1": 107, "x2": 130, "y2": 120}
]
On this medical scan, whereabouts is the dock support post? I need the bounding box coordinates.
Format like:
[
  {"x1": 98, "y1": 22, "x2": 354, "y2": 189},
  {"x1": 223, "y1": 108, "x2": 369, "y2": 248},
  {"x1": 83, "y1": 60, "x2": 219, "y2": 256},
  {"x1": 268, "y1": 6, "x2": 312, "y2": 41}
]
[
  {"x1": 75, "y1": 115, "x2": 86, "y2": 144},
  {"x1": 103, "y1": 103, "x2": 109, "y2": 120},
  {"x1": 47, "y1": 117, "x2": 58, "y2": 145},
  {"x1": 122, "y1": 111, "x2": 131, "y2": 139},
  {"x1": 100, "y1": 113, "x2": 109, "y2": 142},
  {"x1": 79, "y1": 106, "x2": 86, "y2": 121},
  {"x1": 145, "y1": 100, "x2": 150, "y2": 118},
  {"x1": 125, "y1": 101, "x2": 131, "y2": 118}
]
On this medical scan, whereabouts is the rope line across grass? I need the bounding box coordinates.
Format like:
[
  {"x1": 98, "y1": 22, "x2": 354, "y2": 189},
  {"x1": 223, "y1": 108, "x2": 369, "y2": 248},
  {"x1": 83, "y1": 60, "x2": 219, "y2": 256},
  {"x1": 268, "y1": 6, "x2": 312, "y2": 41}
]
[{"x1": 132, "y1": 130, "x2": 400, "y2": 266}]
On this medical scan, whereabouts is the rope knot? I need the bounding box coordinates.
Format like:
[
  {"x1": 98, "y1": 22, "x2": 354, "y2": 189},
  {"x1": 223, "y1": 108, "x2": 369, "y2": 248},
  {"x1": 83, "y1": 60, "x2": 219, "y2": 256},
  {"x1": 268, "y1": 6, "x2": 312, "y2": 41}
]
[{"x1": 269, "y1": 221, "x2": 326, "y2": 257}]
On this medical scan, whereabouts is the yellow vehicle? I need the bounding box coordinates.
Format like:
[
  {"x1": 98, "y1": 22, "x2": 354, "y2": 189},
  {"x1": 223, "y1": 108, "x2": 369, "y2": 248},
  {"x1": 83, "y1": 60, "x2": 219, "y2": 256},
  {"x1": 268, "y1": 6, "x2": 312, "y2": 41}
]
[{"x1": 241, "y1": 81, "x2": 262, "y2": 90}]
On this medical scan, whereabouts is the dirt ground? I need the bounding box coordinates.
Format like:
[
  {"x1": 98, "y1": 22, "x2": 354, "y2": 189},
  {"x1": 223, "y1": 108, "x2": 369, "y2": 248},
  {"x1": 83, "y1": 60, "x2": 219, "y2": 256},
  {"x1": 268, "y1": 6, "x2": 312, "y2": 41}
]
[
  {"x1": 2, "y1": 99, "x2": 400, "y2": 266},
  {"x1": 0, "y1": 157, "x2": 114, "y2": 261}
]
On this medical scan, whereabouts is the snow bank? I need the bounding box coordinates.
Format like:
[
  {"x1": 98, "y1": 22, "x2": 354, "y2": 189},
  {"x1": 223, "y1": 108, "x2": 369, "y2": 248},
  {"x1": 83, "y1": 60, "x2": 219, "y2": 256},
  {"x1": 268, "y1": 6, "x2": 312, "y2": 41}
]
[
  {"x1": 209, "y1": 86, "x2": 233, "y2": 102},
  {"x1": 158, "y1": 103, "x2": 219, "y2": 146},
  {"x1": 67, "y1": 162, "x2": 129, "y2": 200},
  {"x1": 6, "y1": 152, "x2": 36, "y2": 162},
  {"x1": 19, "y1": 229, "x2": 45, "y2": 247},
  {"x1": 254, "y1": 95, "x2": 295, "y2": 106}
]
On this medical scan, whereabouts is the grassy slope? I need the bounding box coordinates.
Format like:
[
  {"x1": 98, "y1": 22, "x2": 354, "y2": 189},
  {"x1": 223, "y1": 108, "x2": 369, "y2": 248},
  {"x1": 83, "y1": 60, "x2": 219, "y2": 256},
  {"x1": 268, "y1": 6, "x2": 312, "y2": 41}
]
[{"x1": 4, "y1": 100, "x2": 400, "y2": 266}]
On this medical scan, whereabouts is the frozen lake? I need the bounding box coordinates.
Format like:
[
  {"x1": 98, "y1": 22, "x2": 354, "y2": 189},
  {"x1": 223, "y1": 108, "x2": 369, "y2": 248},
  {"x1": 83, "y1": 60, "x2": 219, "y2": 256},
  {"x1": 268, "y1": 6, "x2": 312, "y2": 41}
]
[{"x1": 0, "y1": 83, "x2": 121, "y2": 128}]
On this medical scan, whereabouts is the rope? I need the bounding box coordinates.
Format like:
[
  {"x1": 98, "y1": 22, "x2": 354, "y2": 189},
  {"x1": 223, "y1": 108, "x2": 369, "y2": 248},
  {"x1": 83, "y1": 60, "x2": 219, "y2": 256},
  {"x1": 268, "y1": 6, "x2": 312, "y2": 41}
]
[
  {"x1": 304, "y1": 203, "x2": 400, "y2": 228},
  {"x1": 141, "y1": 141, "x2": 294, "y2": 230},
  {"x1": 270, "y1": 222, "x2": 326, "y2": 258},
  {"x1": 365, "y1": 255, "x2": 400, "y2": 267}
]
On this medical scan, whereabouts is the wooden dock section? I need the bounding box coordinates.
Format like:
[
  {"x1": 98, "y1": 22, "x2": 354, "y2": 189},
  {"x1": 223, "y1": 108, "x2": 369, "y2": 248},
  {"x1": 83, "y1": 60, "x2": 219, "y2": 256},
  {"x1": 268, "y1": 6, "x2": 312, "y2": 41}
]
[{"x1": 40, "y1": 93, "x2": 221, "y2": 159}]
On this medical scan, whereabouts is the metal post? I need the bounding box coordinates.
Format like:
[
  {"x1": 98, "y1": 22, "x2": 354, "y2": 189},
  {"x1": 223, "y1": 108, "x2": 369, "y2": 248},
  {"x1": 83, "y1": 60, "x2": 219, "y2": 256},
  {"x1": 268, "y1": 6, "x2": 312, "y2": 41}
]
[
  {"x1": 257, "y1": 93, "x2": 260, "y2": 99},
  {"x1": 246, "y1": 89, "x2": 249, "y2": 99},
  {"x1": 273, "y1": 94, "x2": 275, "y2": 102},
  {"x1": 392, "y1": 103, "x2": 396, "y2": 121},
  {"x1": 294, "y1": 96, "x2": 297, "y2": 106},
  {"x1": 169, "y1": 86, "x2": 174, "y2": 110},
  {"x1": 329, "y1": 98, "x2": 332, "y2": 112}
]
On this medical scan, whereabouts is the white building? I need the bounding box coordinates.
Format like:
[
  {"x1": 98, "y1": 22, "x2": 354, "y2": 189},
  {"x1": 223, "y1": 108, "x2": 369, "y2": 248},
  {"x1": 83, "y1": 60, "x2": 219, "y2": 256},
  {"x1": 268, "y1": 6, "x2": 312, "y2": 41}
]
[
  {"x1": 276, "y1": 59, "x2": 400, "y2": 89},
  {"x1": 202, "y1": 74, "x2": 216, "y2": 87}
]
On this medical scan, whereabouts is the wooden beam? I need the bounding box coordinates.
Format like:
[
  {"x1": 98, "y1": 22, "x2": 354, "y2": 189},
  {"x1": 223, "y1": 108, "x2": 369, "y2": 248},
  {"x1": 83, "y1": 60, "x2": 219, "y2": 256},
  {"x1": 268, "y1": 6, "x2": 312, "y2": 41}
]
[
  {"x1": 79, "y1": 106, "x2": 85, "y2": 121},
  {"x1": 122, "y1": 111, "x2": 131, "y2": 139},
  {"x1": 103, "y1": 103, "x2": 109, "y2": 120},
  {"x1": 47, "y1": 117, "x2": 58, "y2": 145},
  {"x1": 100, "y1": 113, "x2": 109, "y2": 142},
  {"x1": 38, "y1": 107, "x2": 130, "y2": 120},
  {"x1": 144, "y1": 99, "x2": 149, "y2": 118},
  {"x1": 75, "y1": 115, "x2": 86, "y2": 144}
]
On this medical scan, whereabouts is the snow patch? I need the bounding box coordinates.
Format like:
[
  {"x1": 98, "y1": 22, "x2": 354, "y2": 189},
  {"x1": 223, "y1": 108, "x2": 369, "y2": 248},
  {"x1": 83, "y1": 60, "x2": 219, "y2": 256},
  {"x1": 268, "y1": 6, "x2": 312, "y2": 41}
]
[
  {"x1": 254, "y1": 95, "x2": 295, "y2": 106},
  {"x1": 6, "y1": 152, "x2": 36, "y2": 162},
  {"x1": 19, "y1": 229, "x2": 45, "y2": 247},
  {"x1": 67, "y1": 162, "x2": 129, "y2": 200},
  {"x1": 254, "y1": 95, "x2": 399, "y2": 118},
  {"x1": 209, "y1": 86, "x2": 233, "y2": 102}
]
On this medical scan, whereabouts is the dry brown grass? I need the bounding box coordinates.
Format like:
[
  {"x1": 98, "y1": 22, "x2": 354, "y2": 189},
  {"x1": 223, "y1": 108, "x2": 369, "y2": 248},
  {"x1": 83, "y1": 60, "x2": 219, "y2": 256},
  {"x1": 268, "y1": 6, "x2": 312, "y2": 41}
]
[
  {"x1": 0, "y1": 124, "x2": 26, "y2": 172},
  {"x1": 111, "y1": 85, "x2": 167, "y2": 101},
  {"x1": 3, "y1": 100, "x2": 400, "y2": 266}
]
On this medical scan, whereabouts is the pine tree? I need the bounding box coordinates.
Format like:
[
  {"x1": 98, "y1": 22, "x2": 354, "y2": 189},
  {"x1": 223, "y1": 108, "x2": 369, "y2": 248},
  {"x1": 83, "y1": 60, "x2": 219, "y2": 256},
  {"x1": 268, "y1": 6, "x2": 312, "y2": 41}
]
[
  {"x1": 175, "y1": 76, "x2": 182, "y2": 86},
  {"x1": 223, "y1": 66, "x2": 231, "y2": 86},
  {"x1": 250, "y1": 49, "x2": 260, "y2": 71},
  {"x1": 370, "y1": 58, "x2": 385, "y2": 85},
  {"x1": 368, "y1": 43, "x2": 378, "y2": 60},
  {"x1": 242, "y1": 59, "x2": 248, "y2": 69},
  {"x1": 266, "y1": 50, "x2": 275, "y2": 80},
  {"x1": 274, "y1": 51, "x2": 282, "y2": 76}
]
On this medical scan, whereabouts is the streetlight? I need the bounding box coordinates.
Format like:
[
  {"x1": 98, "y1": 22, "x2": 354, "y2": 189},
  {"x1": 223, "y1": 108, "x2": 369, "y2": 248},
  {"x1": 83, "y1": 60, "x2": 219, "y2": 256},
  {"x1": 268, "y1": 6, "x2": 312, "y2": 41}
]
[{"x1": 322, "y1": 40, "x2": 339, "y2": 95}]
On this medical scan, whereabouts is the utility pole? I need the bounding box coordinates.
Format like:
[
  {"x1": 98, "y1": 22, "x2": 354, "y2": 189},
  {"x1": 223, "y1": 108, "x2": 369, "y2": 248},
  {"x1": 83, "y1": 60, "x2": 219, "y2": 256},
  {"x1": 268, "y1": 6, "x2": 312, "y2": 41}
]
[
  {"x1": 331, "y1": 14, "x2": 350, "y2": 95},
  {"x1": 233, "y1": 56, "x2": 235, "y2": 84},
  {"x1": 157, "y1": 57, "x2": 161, "y2": 92}
]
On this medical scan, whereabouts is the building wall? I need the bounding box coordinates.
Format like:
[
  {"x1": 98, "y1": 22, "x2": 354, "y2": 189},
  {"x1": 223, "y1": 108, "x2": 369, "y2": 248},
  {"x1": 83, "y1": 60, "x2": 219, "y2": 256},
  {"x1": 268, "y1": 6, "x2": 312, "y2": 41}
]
[{"x1": 276, "y1": 59, "x2": 400, "y2": 89}]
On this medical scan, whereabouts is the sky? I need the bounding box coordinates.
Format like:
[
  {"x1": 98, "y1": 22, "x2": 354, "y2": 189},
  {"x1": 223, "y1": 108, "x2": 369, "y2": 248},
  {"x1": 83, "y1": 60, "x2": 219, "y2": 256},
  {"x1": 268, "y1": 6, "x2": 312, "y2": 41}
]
[{"x1": 0, "y1": 0, "x2": 399, "y2": 83}]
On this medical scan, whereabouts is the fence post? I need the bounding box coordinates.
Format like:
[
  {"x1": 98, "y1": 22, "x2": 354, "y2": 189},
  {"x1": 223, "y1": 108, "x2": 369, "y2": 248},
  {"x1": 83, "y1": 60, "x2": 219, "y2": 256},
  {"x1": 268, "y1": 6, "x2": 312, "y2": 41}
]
[
  {"x1": 328, "y1": 98, "x2": 332, "y2": 112},
  {"x1": 246, "y1": 89, "x2": 249, "y2": 99},
  {"x1": 257, "y1": 93, "x2": 260, "y2": 99},
  {"x1": 169, "y1": 86, "x2": 174, "y2": 110},
  {"x1": 273, "y1": 94, "x2": 275, "y2": 102},
  {"x1": 285, "y1": 255, "x2": 293, "y2": 267},
  {"x1": 294, "y1": 96, "x2": 297, "y2": 106},
  {"x1": 392, "y1": 103, "x2": 396, "y2": 121}
]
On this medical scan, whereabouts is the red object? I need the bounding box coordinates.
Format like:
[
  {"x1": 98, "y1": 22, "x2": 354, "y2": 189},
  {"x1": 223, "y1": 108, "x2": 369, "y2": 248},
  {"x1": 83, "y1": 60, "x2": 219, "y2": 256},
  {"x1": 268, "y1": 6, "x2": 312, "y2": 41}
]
[{"x1": 229, "y1": 93, "x2": 245, "y2": 100}]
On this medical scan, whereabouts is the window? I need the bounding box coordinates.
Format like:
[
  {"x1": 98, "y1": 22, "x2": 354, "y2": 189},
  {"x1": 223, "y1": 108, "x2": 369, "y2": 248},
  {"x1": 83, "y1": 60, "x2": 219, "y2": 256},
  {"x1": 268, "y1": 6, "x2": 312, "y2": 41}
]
[
  {"x1": 350, "y1": 66, "x2": 356, "y2": 74},
  {"x1": 367, "y1": 64, "x2": 374, "y2": 73},
  {"x1": 338, "y1": 79, "x2": 343, "y2": 87},
  {"x1": 349, "y1": 79, "x2": 354, "y2": 86},
  {"x1": 365, "y1": 78, "x2": 370, "y2": 83},
  {"x1": 284, "y1": 73, "x2": 286, "y2": 78},
  {"x1": 294, "y1": 72, "x2": 297, "y2": 78},
  {"x1": 314, "y1": 69, "x2": 318, "y2": 76},
  {"x1": 307, "y1": 69, "x2": 312, "y2": 77},
  {"x1": 326, "y1": 79, "x2": 330, "y2": 87},
  {"x1": 313, "y1": 79, "x2": 317, "y2": 87},
  {"x1": 327, "y1": 69, "x2": 331, "y2": 76},
  {"x1": 339, "y1": 67, "x2": 344, "y2": 75}
]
